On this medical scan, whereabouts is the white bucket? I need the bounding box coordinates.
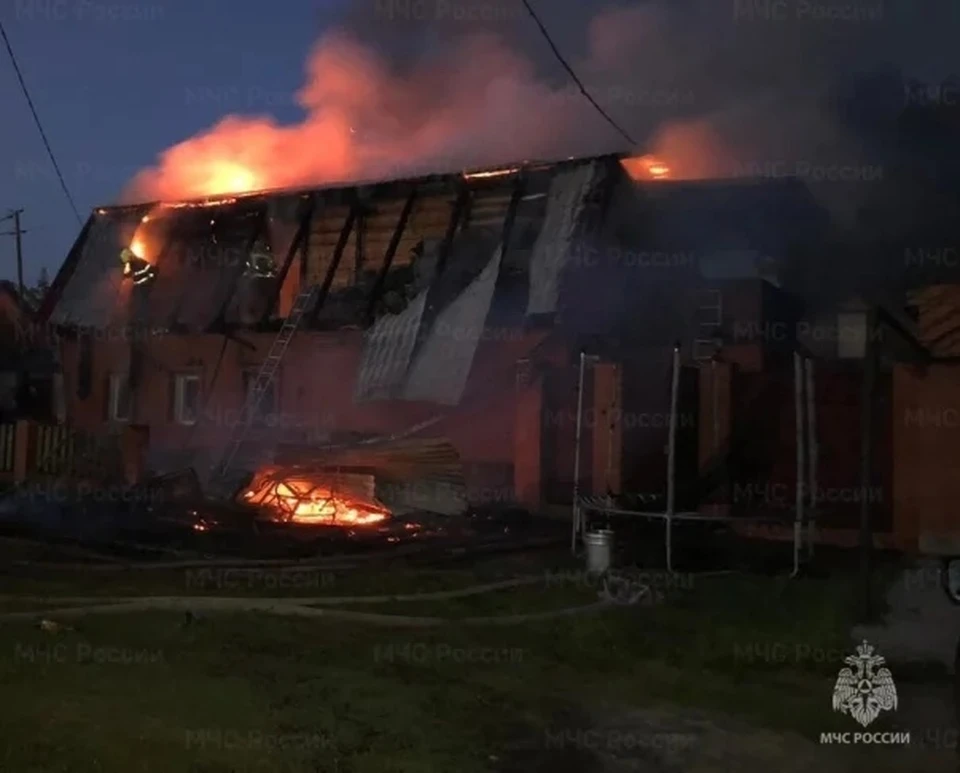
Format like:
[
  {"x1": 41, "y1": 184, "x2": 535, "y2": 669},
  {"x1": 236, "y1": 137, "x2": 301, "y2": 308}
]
[{"x1": 584, "y1": 529, "x2": 614, "y2": 574}]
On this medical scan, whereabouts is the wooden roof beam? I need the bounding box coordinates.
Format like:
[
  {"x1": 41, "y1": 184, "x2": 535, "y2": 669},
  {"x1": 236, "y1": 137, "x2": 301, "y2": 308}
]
[
  {"x1": 262, "y1": 193, "x2": 316, "y2": 325},
  {"x1": 308, "y1": 199, "x2": 358, "y2": 327},
  {"x1": 365, "y1": 186, "x2": 418, "y2": 326}
]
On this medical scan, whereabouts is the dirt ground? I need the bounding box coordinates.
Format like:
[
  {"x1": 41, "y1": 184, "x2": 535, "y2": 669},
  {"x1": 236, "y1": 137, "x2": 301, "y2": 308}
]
[
  {"x1": 2, "y1": 535, "x2": 958, "y2": 772},
  {"x1": 503, "y1": 701, "x2": 957, "y2": 773}
]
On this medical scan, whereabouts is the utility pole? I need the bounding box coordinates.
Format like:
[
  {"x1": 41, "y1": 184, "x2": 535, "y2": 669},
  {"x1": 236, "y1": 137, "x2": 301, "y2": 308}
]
[{"x1": 0, "y1": 209, "x2": 27, "y2": 298}]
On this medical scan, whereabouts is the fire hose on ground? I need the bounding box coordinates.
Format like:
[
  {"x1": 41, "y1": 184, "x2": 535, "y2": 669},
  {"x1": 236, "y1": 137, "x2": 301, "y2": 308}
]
[{"x1": 0, "y1": 574, "x2": 648, "y2": 627}]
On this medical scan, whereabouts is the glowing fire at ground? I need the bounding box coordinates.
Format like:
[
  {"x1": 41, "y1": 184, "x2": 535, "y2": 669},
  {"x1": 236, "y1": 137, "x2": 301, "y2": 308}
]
[
  {"x1": 620, "y1": 155, "x2": 671, "y2": 181},
  {"x1": 242, "y1": 475, "x2": 390, "y2": 527}
]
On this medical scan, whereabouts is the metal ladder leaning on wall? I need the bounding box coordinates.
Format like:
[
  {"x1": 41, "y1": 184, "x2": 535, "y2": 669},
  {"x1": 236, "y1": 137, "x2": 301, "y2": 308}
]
[
  {"x1": 212, "y1": 285, "x2": 318, "y2": 480},
  {"x1": 693, "y1": 288, "x2": 723, "y2": 362}
]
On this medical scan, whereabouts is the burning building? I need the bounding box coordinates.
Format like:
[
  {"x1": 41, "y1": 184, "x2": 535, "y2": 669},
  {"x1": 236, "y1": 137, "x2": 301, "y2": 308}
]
[{"x1": 39, "y1": 152, "x2": 829, "y2": 520}]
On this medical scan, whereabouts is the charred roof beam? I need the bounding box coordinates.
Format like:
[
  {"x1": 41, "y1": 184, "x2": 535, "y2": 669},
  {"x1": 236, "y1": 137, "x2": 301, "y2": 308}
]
[
  {"x1": 365, "y1": 186, "x2": 418, "y2": 326},
  {"x1": 208, "y1": 206, "x2": 268, "y2": 333},
  {"x1": 261, "y1": 194, "x2": 316, "y2": 326},
  {"x1": 499, "y1": 172, "x2": 526, "y2": 265},
  {"x1": 435, "y1": 183, "x2": 471, "y2": 280},
  {"x1": 307, "y1": 197, "x2": 358, "y2": 328}
]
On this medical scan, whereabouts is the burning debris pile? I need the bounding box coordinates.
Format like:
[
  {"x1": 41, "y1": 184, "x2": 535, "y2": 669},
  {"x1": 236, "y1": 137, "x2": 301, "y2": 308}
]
[{"x1": 241, "y1": 467, "x2": 390, "y2": 527}]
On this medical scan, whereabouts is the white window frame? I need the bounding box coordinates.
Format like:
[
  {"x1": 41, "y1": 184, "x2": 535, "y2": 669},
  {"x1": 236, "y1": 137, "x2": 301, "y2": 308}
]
[
  {"x1": 174, "y1": 374, "x2": 201, "y2": 426},
  {"x1": 108, "y1": 373, "x2": 131, "y2": 423}
]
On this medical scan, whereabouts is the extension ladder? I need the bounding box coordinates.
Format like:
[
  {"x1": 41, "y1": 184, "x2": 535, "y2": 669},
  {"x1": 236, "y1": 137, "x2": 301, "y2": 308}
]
[{"x1": 213, "y1": 285, "x2": 318, "y2": 479}]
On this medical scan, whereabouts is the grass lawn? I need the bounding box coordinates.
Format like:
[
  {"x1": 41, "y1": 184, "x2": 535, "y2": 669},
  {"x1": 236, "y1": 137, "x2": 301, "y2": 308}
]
[{"x1": 0, "y1": 548, "x2": 949, "y2": 772}]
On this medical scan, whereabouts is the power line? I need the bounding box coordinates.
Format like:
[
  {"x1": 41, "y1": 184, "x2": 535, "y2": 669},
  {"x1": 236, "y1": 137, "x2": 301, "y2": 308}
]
[
  {"x1": 0, "y1": 19, "x2": 83, "y2": 225},
  {"x1": 519, "y1": 0, "x2": 637, "y2": 147}
]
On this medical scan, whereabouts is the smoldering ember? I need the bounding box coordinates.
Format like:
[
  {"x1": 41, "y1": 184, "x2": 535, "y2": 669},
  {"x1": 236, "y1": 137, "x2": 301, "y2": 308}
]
[{"x1": 2, "y1": 1, "x2": 960, "y2": 770}]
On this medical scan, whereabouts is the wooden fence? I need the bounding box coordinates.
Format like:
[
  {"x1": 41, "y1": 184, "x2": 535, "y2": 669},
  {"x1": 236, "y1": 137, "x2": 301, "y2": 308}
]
[
  {"x1": 0, "y1": 423, "x2": 15, "y2": 474},
  {"x1": 0, "y1": 421, "x2": 123, "y2": 482}
]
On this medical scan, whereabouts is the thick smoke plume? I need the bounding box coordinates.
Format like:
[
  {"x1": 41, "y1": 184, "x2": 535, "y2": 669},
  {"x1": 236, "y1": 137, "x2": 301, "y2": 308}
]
[
  {"x1": 124, "y1": 23, "x2": 621, "y2": 202},
  {"x1": 124, "y1": 0, "x2": 954, "y2": 203}
]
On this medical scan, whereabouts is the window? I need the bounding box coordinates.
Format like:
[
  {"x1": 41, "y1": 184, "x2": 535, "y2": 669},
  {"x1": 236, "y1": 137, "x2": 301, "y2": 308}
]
[
  {"x1": 108, "y1": 374, "x2": 131, "y2": 422},
  {"x1": 174, "y1": 374, "x2": 201, "y2": 426},
  {"x1": 242, "y1": 369, "x2": 277, "y2": 425}
]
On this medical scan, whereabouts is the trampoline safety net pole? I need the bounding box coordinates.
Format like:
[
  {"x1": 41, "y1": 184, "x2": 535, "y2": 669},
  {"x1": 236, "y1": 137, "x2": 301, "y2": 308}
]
[
  {"x1": 572, "y1": 351, "x2": 588, "y2": 554},
  {"x1": 805, "y1": 357, "x2": 818, "y2": 560},
  {"x1": 792, "y1": 351, "x2": 805, "y2": 577},
  {"x1": 666, "y1": 343, "x2": 680, "y2": 573}
]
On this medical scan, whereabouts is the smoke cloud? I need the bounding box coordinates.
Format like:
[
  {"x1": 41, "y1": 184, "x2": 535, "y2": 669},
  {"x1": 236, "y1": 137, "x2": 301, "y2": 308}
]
[{"x1": 124, "y1": 0, "x2": 958, "y2": 204}]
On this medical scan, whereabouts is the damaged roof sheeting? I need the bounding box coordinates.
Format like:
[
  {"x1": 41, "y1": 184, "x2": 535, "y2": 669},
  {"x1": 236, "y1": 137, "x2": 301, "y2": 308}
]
[
  {"x1": 356, "y1": 219, "x2": 506, "y2": 405},
  {"x1": 526, "y1": 162, "x2": 605, "y2": 316},
  {"x1": 355, "y1": 291, "x2": 427, "y2": 401},
  {"x1": 354, "y1": 158, "x2": 610, "y2": 404},
  {"x1": 51, "y1": 206, "x2": 150, "y2": 328},
  {"x1": 49, "y1": 195, "x2": 305, "y2": 330},
  {"x1": 44, "y1": 155, "x2": 617, "y2": 347},
  {"x1": 402, "y1": 243, "x2": 503, "y2": 405},
  {"x1": 142, "y1": 203, "x2": 258, "y2": 330}
]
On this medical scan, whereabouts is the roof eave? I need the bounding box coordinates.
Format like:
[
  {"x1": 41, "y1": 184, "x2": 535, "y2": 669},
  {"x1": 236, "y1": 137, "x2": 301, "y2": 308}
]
[
  {"x1": 91, "y1": 152, "x2": 629, "y2": 214},
  {"x1": 38, "y1": 213, "x2": 96, "y2": 324}
]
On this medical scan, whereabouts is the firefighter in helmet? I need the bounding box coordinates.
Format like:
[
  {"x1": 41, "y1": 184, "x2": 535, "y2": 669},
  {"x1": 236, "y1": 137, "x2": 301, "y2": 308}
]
[{"x1": 120, "y1": 247, "x2": 157, "y2": 285}]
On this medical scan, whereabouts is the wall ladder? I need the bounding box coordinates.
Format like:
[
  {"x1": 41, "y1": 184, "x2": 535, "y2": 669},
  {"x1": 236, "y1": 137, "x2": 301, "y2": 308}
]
[
  {"x1": 693, "y1": 288, "x2": 723, "y2": 362},
  {"x1": 212, "y1": 285, "x2": 318, "y2": 480}
]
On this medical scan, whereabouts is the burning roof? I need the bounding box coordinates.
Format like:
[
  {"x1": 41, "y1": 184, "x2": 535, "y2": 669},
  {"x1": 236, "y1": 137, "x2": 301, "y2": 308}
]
[
  {"x1": 41, "y1": 150, "x2": 827, "y2": 406},
  {"x1": 41, "y1": 154, "x2": 622, "y2": 336}
]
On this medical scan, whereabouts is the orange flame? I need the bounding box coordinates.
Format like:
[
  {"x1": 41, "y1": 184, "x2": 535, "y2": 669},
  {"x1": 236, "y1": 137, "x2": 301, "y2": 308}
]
[
  {"x1": 640, "y1": 120, "x2": 739, "y2": 181},
  {"x1": 126, "y1": 204, "x2": 163, "y2": 264},
  {"x1": 463, "y1": 166, "x2": 521, "y2": 180},
  {"x1": 121, "y1": 27, "x2": 648, "y2": 204},
  {"x1": 203, "y1": 162, "x2": 259, "y2": 196},
  {"x1": 243, "y1": 477, "x2": 389, "y2": 527},
  {"x1": 129, "y1": 237, "x2": 147, "y2": 259},
  {"x1": 159, "y1": 197, "x2": 240, "y2": 210},
  {"x1": 621, "y1": 155, "x2": 671, "y2": 181}
]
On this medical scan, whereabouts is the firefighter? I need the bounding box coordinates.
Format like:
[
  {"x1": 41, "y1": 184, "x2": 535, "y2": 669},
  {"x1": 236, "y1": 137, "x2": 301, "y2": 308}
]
[
  {"x1": 245, "y1": 241, "x2": 276, "y2": 278},
  {"x1": 120, "y1": 247, "x2": 136, "y2": 277},
  {"x1": 120, "y1": 247, "x2": 157, "y2": 285}
]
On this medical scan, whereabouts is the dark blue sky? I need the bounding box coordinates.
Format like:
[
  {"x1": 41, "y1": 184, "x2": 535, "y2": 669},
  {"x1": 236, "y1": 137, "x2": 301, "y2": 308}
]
[
  {"x1": 1, "y1": 0, "x2": 349, "y2": 285},
  {"x1": 2, "y1": 0, "x2": 957, "y2": 288}
]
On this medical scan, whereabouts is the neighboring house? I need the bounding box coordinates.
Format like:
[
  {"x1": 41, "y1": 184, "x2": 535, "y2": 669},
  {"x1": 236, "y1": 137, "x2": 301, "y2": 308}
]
[
  {"x1": 39, "y1": 153, "x2": 832, "y2": 511},
  {"x1": 893, "y1": 284, "x2": 960, "y2": 553},
  {"x1": 0, "y1": 280, "x2": 58, "y2": 423}
]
